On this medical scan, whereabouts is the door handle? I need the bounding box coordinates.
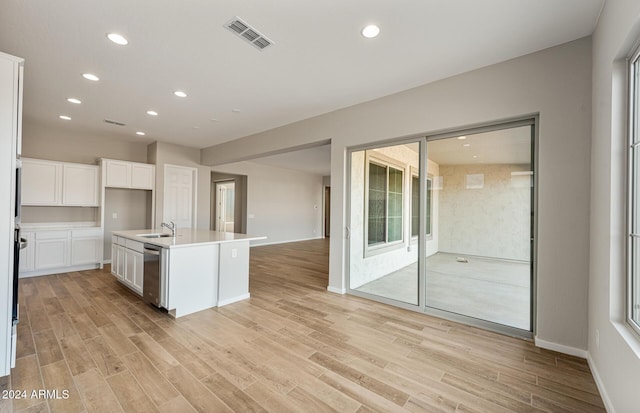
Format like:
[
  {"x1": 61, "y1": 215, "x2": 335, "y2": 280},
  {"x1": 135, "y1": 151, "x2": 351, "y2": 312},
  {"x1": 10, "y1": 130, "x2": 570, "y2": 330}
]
[{"x1": 19, "y1": 237, "x2": 27, "y2": 250}]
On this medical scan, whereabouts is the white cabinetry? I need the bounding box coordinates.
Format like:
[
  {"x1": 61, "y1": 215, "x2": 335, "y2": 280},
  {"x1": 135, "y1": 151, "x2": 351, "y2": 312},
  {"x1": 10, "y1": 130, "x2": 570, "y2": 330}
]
[
  {"x1": 21, "y1": 159, "x2": 62, "y2": 205},
  {"x1": 111, "y1": 236, "x2": 144, "y2": 294},
  {"x1": 22, "y1": 158, "x2": 99, "y2": 206},
  {"x1": 70, "y1": 229, "x2": 101, "y2": 266},
  {"x1": 19, "y1": 227, "x2": 102, "y2": 277},
  {"x1": 63, "y1": 164, "x2": 99, "y2": 206},
  {"x1": 104, "y1": 159, "x2": 154, "y2": 190},
  {"x1": 34, "y1": 231, "x2": 69, "y2": 270}
]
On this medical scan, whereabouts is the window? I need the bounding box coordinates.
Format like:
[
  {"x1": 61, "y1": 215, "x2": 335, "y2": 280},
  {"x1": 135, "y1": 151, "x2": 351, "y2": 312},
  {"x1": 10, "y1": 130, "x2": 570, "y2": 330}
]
[
  {"x1": 410, "y1": 175, "x2": 433, "y2": 238},
  {"x1": 367, "y1": 161, "x2": 404, "y2": 246},
  {"x1": 628, "y1": 44, "x2": 640, "y2": 335}
]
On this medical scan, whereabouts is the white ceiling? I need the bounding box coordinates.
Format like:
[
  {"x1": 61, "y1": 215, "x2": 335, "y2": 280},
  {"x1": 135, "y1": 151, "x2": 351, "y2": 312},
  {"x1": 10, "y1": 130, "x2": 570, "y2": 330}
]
[{"x1": 0, "y1": 0, "x2": 603, "y2": 151}]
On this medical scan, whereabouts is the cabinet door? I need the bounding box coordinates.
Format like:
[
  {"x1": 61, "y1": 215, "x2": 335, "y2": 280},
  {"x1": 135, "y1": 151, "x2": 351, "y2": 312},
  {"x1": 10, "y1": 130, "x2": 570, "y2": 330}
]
[
  {"x1": 18, "y1": 232, "x2": 34, "y2": 274},
  {"x1": 132, "y1": 251, "x2": 144, "y2": 293},
  {"x1": 116, "y1": 245, "x2": 126, "y2": 279},
  {"x1": 35, "y1": 238, "x2": 69, "y2": 270},
  {"x1": 105, "y1": 160, "x2": 131, "y2": 188},
  {"x1": 111, "y1": 244, "x2": 119, "y2": 278},
  {"x1": 21, "y1": 159, "x2": 62, "y2": 205},
  {"x1": 131, "y1": 164, "x2": 154, "y2": 190},
  {"x1": 71, "y1": 237, "x2": 99, "y2": 266},
  {"x1": 63, "y1": 164, "x2": 99, "y2": 206},
  {"x1": 124, "y1": 249, "x2": 135, "y2": 285}
]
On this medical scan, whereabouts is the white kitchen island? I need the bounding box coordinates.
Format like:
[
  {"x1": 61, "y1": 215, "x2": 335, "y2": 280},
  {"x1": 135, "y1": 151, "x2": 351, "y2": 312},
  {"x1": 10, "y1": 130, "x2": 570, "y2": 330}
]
[{"x1": 112, "y1": 229, "x2": 265, "y2": 318}]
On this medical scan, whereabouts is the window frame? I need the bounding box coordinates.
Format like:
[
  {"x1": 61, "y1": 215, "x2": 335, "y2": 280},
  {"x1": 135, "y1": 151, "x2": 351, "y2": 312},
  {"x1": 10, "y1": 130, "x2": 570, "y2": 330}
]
[
  {"x1": 364, "y1": 151, "x2": 406, "y2": 256},
  {"x1": 627, "y1": 41, "x2": 640, "y2": 337},
  {"x1": 410, "y1": 169, "x2": 433, "y2": 241}
]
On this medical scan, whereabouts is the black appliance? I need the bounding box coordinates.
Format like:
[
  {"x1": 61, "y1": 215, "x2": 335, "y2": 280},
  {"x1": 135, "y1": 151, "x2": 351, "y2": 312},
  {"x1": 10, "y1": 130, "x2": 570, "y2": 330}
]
[{"x1": 12, "y1": 163, "x2": 25, "y2": 326}]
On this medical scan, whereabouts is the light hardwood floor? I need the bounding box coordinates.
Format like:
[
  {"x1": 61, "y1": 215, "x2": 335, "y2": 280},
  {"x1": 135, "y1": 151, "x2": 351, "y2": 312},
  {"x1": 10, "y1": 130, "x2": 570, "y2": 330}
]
[{"x1": 1, "y1": 239, "x2": 604, "y2": 412}]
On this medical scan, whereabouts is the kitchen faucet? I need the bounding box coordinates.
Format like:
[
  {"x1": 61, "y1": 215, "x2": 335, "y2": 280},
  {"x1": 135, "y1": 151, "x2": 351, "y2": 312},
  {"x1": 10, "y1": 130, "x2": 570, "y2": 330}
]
[{"x1": 161, "y1": 221, "x2": 176, "y2": 237}]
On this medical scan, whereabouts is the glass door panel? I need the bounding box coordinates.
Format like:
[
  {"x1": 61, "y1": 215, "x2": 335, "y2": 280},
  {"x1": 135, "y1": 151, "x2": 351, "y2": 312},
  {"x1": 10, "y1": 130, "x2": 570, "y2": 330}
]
[
  {"x1": 349, "y1": 142, "x2": 421, "y2": 306},
  {"x1": 425, "y1": 126, "x2": 532, "y2": 330}
]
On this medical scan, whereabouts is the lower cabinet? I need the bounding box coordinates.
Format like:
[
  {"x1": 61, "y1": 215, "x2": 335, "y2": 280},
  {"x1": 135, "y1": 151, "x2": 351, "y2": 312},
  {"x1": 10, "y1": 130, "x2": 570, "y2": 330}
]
[
  {"x1": 111, "y1": 236, "x2": 144, "y2": 295},
  {"x1": 35, "y1": 231, "x2": 70, "y2": 270},
  {"x1": 125, "y1": 249, "x2": 144, "y2": 293},
  {"x1": 19, "y1": 227, "x2": 102, "y2": 277},
  {"x1": 71, "y1": 229, "x2": 101, "y2": 266}
]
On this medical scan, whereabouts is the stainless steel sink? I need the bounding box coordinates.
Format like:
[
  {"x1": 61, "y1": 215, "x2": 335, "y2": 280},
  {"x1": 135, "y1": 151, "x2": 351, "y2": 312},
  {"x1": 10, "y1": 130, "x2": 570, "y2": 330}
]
[{"x1": 137, "y1": 233, "x2": 173, "y2": 238}]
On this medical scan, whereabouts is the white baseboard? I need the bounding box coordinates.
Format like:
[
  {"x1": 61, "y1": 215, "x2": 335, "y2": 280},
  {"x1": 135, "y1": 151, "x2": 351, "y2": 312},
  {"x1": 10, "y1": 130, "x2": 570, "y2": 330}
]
[
  {"x1": 218, "y1": 293, "x2": 250, "y2": 307},
  {"x1": 534, "y1": 336, "x2": 588, "y2": 358},
  {"x1": 19, "y1": 263, "x2": 101, "y2": 278},
  {"x1": 327, "y1": 286, "x2": 346, "y2": 294},
  {"x1": 587, "y1": 353, "x2": 615, "y2": 413},
  {"x1": 250, "y1": 236, "x2": 324, "y2": 247}
]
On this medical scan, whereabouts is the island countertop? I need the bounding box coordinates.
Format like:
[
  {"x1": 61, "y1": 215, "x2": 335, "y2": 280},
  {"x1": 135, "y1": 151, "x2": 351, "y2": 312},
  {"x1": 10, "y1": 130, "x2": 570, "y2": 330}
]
[{"x1": 113, "y1": 228, "x2": 266, "y2": 249}]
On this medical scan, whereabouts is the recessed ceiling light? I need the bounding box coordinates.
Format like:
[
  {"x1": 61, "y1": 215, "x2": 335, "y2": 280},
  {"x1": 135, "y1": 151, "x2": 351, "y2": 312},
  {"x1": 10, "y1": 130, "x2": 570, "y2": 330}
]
[
  {"x1": 136, "y1": 131, "x2": 145, "y2": 136},
  {"x1": 82, "y1": 73, "x2": 99, "y2": 81},
  {"x1": 67, "y1": 98, "x2": 81, "y2": 104},
  {"x1": 210, "y1": 118, "x2": 218, "y2": 122},
  {"x1": 463, "y1": 143, "x2": 471, "y2": 147},
  {"x1": 472, "y1": 155, "x2": 478, "y2": 159},
  {"x1": 59, "y1": 115, "x2": 71, "y2": 120},
  {"x1": 147, "y1": 110, "x2": 158, "y2": 116},
  {"x1": 192, "y1": 126, "x2": 199, "y2": 129},
  {"x1": 232, "y1": 109, "x2": 241, "y2": 113},
  {"x1": 361, "y1": 24, "x2": 380, "y2": 38},
  {"x1": 457, "y1": 136, "x2": 467, "y2": 140},
  {"x1": 174, "y1": 91, "x2": 187, "y2": 98},
  {"x1": 106, "y1": 33, "x2": 129, "y2": 46}
]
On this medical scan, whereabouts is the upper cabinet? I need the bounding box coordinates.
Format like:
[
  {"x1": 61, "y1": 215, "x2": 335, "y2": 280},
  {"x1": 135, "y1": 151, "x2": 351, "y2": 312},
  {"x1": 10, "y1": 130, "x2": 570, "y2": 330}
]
[
  {"x1": 21, "y1": 158, "x2": 62, "y2": 205},
  {"x1": 103, "y1": 159, "x2": 154, "y2": 190},
  {"x1": 22, "y1": 158, "x2": 99, "y2": 207},
  {"x1": 63, "y1": 163, "x2": 99, "y2": 206}
]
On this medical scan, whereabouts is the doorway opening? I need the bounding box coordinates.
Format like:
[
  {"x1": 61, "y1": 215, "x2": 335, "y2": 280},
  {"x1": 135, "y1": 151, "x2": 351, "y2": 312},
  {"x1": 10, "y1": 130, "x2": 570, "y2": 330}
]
[
  {"x1": 210, "y1": 172, "x2": 248, "y2": 234},
  {"x1": 347, "y1": 118, "x2": 536, "y2": 337},
  {"x1": 215, "y1": 181, "x2": 235, "y2": 232}
]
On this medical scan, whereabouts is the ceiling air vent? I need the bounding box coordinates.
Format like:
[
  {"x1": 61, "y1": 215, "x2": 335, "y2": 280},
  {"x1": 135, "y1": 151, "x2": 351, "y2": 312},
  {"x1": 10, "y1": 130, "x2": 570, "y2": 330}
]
[
  {"x1": 224, "y1": 17, "x2": 273, "y2": 51},
  {"x1": 104, "y1": 119, "x2": 126, "y2": 127}
]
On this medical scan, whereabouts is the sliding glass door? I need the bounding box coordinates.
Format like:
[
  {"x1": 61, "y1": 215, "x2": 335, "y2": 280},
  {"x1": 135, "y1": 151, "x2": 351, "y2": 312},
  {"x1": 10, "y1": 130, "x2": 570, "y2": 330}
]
[
  {"x1": 349, "y1": 141, "x2": 422, "y2": 306},
  {"x1": 347, "y1": 120, "x2": 535, "y2": 335}
]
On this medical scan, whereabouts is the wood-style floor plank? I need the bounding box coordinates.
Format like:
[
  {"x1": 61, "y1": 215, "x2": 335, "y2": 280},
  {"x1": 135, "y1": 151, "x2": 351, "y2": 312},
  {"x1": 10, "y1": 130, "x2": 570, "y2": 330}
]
[{"x1": 3, "y1": 239, "x2": 605, "y2": 412}]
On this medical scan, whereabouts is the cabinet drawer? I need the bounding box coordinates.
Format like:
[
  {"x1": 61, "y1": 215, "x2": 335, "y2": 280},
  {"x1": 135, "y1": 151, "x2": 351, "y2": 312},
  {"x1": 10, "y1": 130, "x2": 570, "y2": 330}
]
[
  {"x1": 112, "y1": 235, "x2": 121, "y2": 246},
  {"x1": 35, "y1": 230, "x2": 69, "y2": 240},
  {"x1": 125, "y1": 239, "x2": 144, "y2": 253}
]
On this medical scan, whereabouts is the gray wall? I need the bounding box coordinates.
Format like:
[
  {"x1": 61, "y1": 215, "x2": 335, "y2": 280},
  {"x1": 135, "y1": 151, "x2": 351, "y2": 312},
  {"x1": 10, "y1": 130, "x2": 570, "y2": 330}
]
[
  {"x1": 201, "y1": 38, "x2": 592, "y2": 352},
  {"x1": 23, "y1": 121, "x2": 149, "y2": 164},
  {"x1": 103, "y1": 189, "x2": 151, "y2": 260},
  {"x1": 589, "y1": 0, "x2": 640, "y2": 411},
  {"x1": 210, "y1": 161, "x2": 324, "y2": 245},
  {"x1": 438, "y1": 163, "x2": 531, "y2": 261}
]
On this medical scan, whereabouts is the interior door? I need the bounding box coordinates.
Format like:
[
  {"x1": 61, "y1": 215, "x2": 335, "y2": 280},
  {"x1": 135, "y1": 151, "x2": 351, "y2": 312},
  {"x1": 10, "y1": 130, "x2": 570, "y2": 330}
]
[{"x1": 164, "y1": 165, "x2": 196, "y2": 229}]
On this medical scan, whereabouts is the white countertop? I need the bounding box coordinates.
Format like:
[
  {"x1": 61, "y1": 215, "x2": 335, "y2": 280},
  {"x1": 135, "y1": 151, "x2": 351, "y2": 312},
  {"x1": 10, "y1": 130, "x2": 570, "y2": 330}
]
[
  {"x1": 21, "y1": 222, "x2": 100, "y2": 230},
  {"x1": 113, "y1": 228, "x2": 266, "y2": 249}
]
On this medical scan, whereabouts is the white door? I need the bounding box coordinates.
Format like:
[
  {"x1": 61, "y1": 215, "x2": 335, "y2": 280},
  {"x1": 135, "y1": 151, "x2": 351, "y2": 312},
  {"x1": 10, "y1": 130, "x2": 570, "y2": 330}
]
[
  {"x1": 215, "y1": 181, "x2": 235, "y2": 232},
  {"x1": 164, "y1": 165, "x2": 196, "y2": 229}
]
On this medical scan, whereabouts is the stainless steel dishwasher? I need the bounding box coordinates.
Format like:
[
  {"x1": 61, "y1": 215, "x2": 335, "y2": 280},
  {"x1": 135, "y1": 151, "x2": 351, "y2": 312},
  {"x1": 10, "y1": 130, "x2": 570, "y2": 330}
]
[{"x1": 143, "y1": 244, "x2": 162, "y2": 307}]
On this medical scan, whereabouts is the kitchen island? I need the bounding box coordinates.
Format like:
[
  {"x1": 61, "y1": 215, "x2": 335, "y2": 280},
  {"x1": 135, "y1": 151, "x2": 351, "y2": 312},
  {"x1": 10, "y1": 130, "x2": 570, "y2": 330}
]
[{"x1": 111, "y1": 229, "x2": 265, "y2": 318}]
